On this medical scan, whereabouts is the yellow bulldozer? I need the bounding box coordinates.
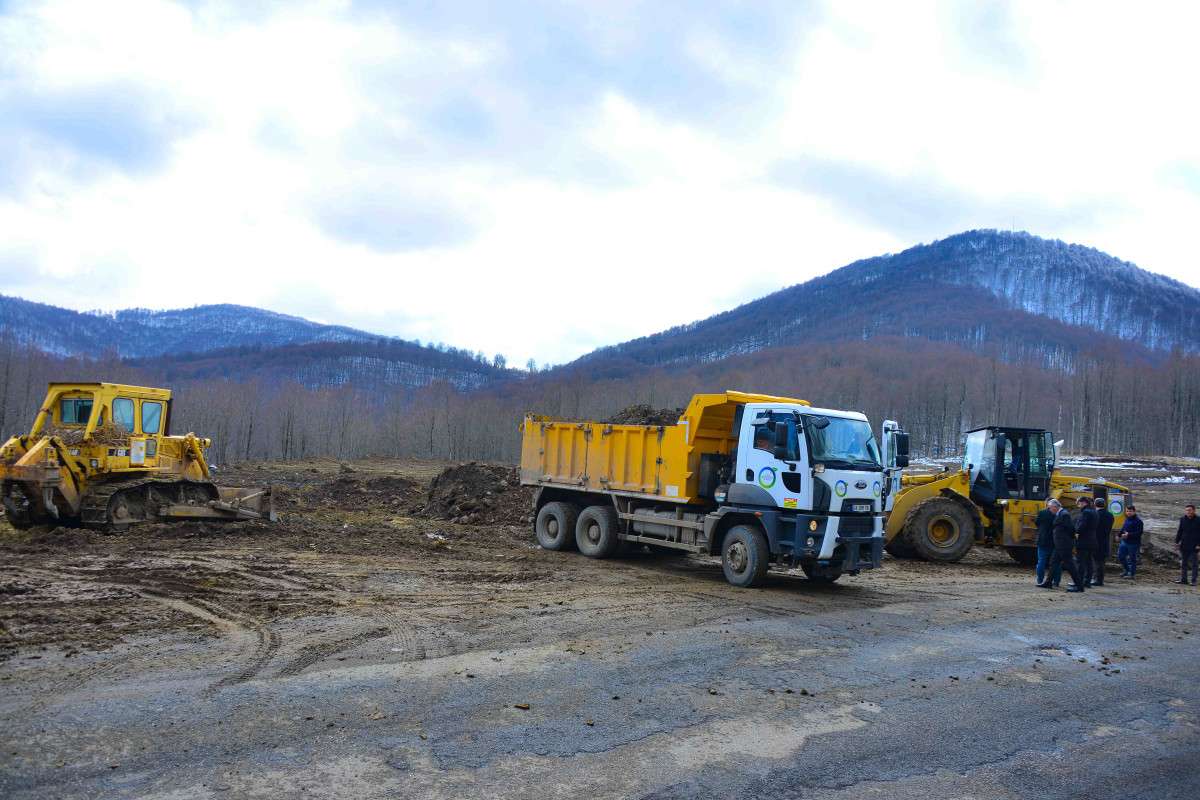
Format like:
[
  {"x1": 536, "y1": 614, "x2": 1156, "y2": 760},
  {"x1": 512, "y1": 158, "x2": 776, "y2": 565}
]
[
  {"x1": 1, "y1": 382, "x2": 274, "y2": 530},
  {"x1": 884, "y1": 425, "x2": 1130, "y2": 564}
]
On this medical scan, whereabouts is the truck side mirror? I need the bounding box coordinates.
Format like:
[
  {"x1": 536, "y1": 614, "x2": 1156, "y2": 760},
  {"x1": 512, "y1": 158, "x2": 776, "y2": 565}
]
[
  {"x1": 895, "y1": 432, "x2": 910, "y2": 458},
  {"x1": 896, "y1": 454, "x2": 909, "y2": 468}
]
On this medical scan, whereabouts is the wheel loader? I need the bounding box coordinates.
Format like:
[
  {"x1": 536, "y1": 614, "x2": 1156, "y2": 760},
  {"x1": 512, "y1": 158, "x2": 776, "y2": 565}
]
[
  {"x1": 0, "y1": 382, "x2": 275, "y2": 530},
  {"x1": 884, "y1": 426, "x2": 1130, "y2": 564}
]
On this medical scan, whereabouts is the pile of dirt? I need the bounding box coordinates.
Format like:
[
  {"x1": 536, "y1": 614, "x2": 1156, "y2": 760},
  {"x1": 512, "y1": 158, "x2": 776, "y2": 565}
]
[
  {"x1": 299, "y1": 474, "x2": 424, "y2": 514},
  {"x1": 605, "y1": 404, "x2": 684, "y2": 426},
  {"x1": 424, "y1": 463, "x2": 533, "y2": 526}
]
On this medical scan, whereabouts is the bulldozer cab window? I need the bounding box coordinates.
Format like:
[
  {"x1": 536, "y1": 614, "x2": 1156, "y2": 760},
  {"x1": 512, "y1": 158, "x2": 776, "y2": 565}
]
[
  {"x1": 60, "y1": 397, "x2": 93, "y2": 425},
  {"x1": 113, "y1": 398, "x2": 135, "y2": 432},
  {"x1": 141, "y1": 401, "x2": 163, "y2": 435}
]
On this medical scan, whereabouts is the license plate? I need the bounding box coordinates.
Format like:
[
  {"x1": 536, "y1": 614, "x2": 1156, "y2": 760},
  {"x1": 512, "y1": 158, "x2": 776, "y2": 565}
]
[{"x1": 850, "y1": 503, "x2": 871, "y2": 513}]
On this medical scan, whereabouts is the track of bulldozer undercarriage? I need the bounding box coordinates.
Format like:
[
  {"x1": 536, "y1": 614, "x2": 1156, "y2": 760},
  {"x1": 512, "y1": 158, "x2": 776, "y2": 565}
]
[{"x1": 80, "y1": 477, "x2": 218, "y2": 530}]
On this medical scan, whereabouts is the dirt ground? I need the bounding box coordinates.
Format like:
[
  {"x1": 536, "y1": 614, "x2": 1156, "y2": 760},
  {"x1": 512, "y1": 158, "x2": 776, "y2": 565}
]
[{"x1": 2, "y1": 456, "x2": 1198, "y2": 799}]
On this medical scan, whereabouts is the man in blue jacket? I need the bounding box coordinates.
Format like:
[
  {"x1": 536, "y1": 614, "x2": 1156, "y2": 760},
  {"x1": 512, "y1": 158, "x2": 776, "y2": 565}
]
[
  {"x1": 1118, "y1": 505, "x2": 1143, "y2": 578},
  {"x1": 1174, "y1": 504, "x2": 1200, "y2": 586},
  {"x1": 1035, "y1": 500, "x2": 1062, "y2": 587}
]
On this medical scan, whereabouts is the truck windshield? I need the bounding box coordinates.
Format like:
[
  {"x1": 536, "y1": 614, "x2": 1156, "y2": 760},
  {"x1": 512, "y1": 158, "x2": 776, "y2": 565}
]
[{"x1": 803, "y1": 415, "x2": 882, "y2": 470}]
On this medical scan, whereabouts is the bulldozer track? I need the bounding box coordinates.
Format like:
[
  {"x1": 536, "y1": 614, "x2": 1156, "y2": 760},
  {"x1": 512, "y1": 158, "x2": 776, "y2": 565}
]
[{"x1": 79, "y1": 476, "x2": 217, "y2": 530}]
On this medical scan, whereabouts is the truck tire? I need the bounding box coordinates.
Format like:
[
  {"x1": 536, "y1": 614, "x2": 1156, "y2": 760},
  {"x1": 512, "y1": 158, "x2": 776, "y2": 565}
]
[
  {"x1": 535, "y1": 501, "x2": 579, "y2": 551},
  {"x1": 721, "y1": 525, "x2": 769, "y2": 588},
  {"x1": 906, "y1": 497, "x2": 976, "y2": 562},
  {"x1": 1005, "y1": 546, "x2": 1038, "y2": 566},
  {"x1": 801, "y1": 562, "x2": 843, "y2": 583},
  {"x1": 576, "y1": 505, "x2": 620, "y2": 558}
]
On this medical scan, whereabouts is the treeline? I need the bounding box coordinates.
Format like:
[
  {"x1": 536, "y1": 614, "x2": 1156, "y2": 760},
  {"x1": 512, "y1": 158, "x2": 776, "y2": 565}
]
[{"x1": 3, "y1": 331, "x2": 1199, "y2": 465}]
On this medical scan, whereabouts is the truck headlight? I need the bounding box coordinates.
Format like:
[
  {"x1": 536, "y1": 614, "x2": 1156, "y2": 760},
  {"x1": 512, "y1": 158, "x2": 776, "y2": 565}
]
[
  {"x1": 808, "y1": 520, "x2": 818, "y2": 531},
  {"x1": 806, "y1": 536, "x2": 816, "y2": 547}
]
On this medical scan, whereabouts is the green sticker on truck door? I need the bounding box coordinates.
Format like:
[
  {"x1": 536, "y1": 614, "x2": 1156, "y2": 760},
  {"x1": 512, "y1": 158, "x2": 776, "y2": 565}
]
[{"x1": 757, "y1": 467, "x2": 777, "y2": 489}]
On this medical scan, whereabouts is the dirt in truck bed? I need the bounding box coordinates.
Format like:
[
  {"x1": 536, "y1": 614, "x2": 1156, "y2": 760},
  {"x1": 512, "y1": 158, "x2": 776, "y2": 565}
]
[{"x1": 604, "y1": 403, "x2": 685, "y2": 426}]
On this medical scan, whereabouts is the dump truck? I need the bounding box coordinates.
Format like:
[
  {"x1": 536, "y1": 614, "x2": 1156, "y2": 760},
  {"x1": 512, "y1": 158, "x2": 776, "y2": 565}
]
[
  {"x1": 519, "y1": 391, "x2": 910, "y2": 588},
  {"x1": 884, "y1": 425, "x2": 1130, "y2": 563},
  {"x1": 1, "y1": 382, "x2": 275, "y2": 529}
]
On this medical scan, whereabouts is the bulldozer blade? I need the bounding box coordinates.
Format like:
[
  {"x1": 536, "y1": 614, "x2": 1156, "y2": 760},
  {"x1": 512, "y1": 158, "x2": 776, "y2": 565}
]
[{"x1": 158, "y1": 485, "x2": 278, "y2": 523}]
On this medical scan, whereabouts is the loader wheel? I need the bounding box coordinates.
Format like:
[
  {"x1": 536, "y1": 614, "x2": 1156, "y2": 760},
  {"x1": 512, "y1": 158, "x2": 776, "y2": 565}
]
[
  {"x1": 801, "y1": 562, "x2": 843, "y2": 584},
  {"x1": 722, "y1": 525, "x2": 769, "y2": 588},
  {"x1": 884, "y1": 536, "x2": 917, "y2": 559},
  {"x1": 1005, "y1": 546, "x2": 1038, "y2": 566},
  {"x1": 576, "y1": 505, "x2": 620, "y2": 559},
  {"x1": 535, "y1": 502, "x2": 579, "y2": 551},
  {"x1": 906, "y1": 498, "x2": 975, "y2": 562}
]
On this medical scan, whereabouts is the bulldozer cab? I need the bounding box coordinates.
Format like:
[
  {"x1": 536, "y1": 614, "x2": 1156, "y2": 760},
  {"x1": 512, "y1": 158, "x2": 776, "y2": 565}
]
[{"x1": 963, "y1": 427, "x2": 1055, "y2": 507}]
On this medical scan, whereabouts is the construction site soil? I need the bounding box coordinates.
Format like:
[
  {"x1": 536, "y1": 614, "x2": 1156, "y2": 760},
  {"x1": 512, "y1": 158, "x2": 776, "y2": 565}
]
[{"x1": 2, "y1": 456, "x2": 1198, "y2": 799}]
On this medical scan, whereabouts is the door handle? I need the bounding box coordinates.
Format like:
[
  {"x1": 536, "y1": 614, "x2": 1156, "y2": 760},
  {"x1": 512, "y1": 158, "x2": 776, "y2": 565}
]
[{"x1": 745, "y1": 468, "x2": 753, "y2": 482}]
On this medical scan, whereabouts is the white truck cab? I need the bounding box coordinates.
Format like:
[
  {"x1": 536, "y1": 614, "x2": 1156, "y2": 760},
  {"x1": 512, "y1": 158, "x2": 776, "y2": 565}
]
[{"x1": 719, "y1": 402, "x2": 907, "y2": 581}]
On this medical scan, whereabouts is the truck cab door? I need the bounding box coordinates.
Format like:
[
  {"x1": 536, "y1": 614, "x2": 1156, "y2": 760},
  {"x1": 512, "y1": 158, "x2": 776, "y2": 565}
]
[
  {"x1": 880, "y1": 420, "x2": 908, "y2": 512},
  {"x1": 735, "y1": 404, "x2": 804, "y2": 509}
]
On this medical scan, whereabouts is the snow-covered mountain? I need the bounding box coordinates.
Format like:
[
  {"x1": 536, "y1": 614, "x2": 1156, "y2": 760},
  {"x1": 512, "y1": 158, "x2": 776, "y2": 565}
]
[
  {"x1": 0, "y1": 297, "x2": 379, "y2": 357},
  {"x1": 0, "y1": 297, "x2": 512, "y2": 390},
  {"x1": 574, "y1": 230, "x2": 1198, "y2": 373}
]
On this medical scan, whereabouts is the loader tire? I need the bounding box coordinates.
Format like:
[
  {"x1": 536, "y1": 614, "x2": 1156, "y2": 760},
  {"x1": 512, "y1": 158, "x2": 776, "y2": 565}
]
[
  {"x1": 906, "y1": 497, "x2": 975, "y2": 562},
  {"x1": 884, "y1": 536, "x2": 917, "y2": 559},
  {"x1": 576, "y1": 505, "x2": 620, "y2": 559},
  {"x1": 722, "y1": 525, "x2": 769, "y2": 588},
  {"x1": 535, "y1": 502, "x2": 579, "y2": 551},
  {"x1": 1005, "y1": 546, "x2": 1038, "y2": 566}
]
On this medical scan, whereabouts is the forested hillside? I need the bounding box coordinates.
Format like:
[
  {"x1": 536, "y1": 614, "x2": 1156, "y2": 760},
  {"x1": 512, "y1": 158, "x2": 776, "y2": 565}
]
[
  {"x1": 2, "y1": 230, "x2": 1198, "y2": 464},
  {"x1": 577, "y1": 230, "x2": 1197, "y2": 373},
  {"x1": 0, "y1": 296, "x2": 383, "y2": 357}
]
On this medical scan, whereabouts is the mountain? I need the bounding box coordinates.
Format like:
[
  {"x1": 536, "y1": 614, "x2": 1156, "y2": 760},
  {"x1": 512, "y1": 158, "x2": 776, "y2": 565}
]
[
  {"x1": 0, "y1": 296, "x2": 381, "y2": 357},
  {"x1": 0, "y1": 297, "x2": 513, "y2": 391},
  {"x1": 572, "y1": 230, "x2": 1198, "y2": 375}
]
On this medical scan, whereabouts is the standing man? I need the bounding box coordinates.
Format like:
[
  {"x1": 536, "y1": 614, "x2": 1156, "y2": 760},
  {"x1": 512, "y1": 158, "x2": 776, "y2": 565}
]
[
  {"x1": 1046, "y1": 498, "x2": 1085, "y2": 592},
  {"x1": 1118, "y1": 505, "x2": 1143, "y2": 579},
  {"x1": 1035, "y1": 499, "x2": 1061, "y2": 588},
  {"x1": 1075, "y1": 496, "x2": 1097, "y2": 587},
  {"x1": 1174, "y1": 504, "x2": 1200, "y2": 586},
  {"x1": 1092, "y1": 497, "x2": 1115, "y2": 586}
]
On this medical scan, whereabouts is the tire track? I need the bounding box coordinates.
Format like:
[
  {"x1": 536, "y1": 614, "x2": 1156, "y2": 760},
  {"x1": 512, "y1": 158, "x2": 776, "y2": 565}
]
[{"x1": 275, "y1": 625, "x2": 391, "y2": 677}]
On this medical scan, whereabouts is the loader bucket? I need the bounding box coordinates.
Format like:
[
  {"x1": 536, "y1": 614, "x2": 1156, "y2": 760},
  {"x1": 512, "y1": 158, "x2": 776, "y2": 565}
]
[{"x1": 158, "y1": 485, "x2": 278, "y2": 523}]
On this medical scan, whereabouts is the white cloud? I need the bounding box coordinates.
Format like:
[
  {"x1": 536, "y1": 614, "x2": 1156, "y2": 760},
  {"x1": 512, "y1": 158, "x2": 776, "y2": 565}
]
[{"x1": 1, "y1": 0, "x2": 1198, "y2": 367}]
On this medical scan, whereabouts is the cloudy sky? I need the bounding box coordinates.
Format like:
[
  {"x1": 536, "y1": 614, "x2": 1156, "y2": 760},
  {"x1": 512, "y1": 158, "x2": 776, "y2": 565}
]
[{"x1": 1, "y1": 1, "x2": 1198, "y2": 366}]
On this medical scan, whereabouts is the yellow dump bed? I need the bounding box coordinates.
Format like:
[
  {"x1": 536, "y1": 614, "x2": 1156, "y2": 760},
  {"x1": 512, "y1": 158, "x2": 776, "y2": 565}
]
[{"x1": 519, "y1": 391, "x2": 809, "y2": 503}]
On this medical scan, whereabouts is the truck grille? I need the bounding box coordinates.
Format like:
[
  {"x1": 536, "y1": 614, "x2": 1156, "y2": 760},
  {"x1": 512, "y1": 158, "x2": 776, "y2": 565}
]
[{"x1": 838, "y1": 515, "x2": 874, "y2": 536}]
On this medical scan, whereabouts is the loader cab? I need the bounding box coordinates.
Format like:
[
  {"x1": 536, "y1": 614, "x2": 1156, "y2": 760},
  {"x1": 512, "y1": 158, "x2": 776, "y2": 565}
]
[{"x1": 963, "y1": 426, "x2": 1055, "y2": 507}]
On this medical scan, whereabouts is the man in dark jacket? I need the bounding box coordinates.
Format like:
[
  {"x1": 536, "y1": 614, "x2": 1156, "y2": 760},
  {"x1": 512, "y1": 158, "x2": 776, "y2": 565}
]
[
  {"x1": 1075, "y1": 496, "x2": 1097, "y2": 587},
  {"x1": 1118, "y1": 505, "x2": 1143, "y2": 578},
  {"x1": 1035, "y1": 501, "x2": 1061, "y2": 587},
  {"x1": 1174, "y1": 504, "x2": 1200, "y2": 586},
  {"x1": 1091, "y1": 499, "x2": 1115, "y2": 586},
  {"x1": 1046, "y1": 498, "x2": 1085, "y2": 592}
]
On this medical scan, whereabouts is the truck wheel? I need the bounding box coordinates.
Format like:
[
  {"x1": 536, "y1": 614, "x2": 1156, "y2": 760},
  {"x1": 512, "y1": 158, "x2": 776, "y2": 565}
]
[
  {"x1": 906, "y1": 498, "x2": 975, "y2": 562},
  {"x1": 1005, "y1": 546, "x2": 1038, "y2": 566},
  {"x1": 721, "y1": 525, "x2": 769, "y2": 588},
  {"x1": 535, "y1": 502, "x2": 579, "y2": 551},
  {"x1": 576, "y1": 505, "x2": 620, "y2": 558},
  {"x1": 801, "y1": 562, "x2": 843, "y2": 583}
]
